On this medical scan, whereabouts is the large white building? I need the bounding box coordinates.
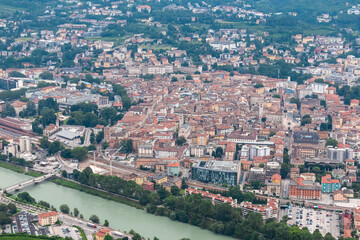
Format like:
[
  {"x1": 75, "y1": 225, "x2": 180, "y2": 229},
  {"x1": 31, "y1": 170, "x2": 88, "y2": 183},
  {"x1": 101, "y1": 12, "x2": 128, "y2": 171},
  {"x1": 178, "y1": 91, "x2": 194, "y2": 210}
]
[
  {"x1": 19, "y1": 136, "x2": 32, "y2": 153},
  {"x1": 311, "y1": 82, "x2": 329, "y2": 94}
]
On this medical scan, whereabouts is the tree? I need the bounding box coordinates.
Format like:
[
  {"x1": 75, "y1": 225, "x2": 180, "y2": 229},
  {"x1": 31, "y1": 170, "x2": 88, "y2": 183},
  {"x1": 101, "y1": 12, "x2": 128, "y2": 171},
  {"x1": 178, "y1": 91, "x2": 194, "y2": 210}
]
[
  {"x1": 48, "y1": 141, "x2": 62, "y2": 155},
  {"x1": 60, "y1": 204, "x2": 70, "y2": 214},
  {"x1": 320, "y1": 99, "x2": 327, "y2": 108},
  {"x1": 61, "y1": 170, "x2": 68, "y2": 178},
  {"x1": 23, "y1": 101, "x2": 36, "y2": 117},
  {"x1": 104, "y1": 235, "x2": 113, "y2": 240},
  {"x1": 272, "y1": 94, "x2": 281, "y2": 99},
  {"x1": 73, "y1": 169, "x2": 81, "y2": 181},
  {"x1": 102, "y1": 141, "x2": 109, "y2": 150},
  {"x1": 74, "y1": 208, "x2": 79, "y2": 217},
  {"x1": 175, "y1": 136, "x2": 186, "y2": 146},
  {"x1": 89, "y1": 214, "x2": 100, "y2": 224},
  {"x1": 325, "y1": 138, "x2": 338, "y2": 147},
  {"x1": 40, "y1": 108, "x2": 56, "y2": 127},
  {"x1": 171, "y1": 186, "x2": 180, "y2": 196},
  {"x1": 2, "y1": 104, "x2": 16, "y2": 117},
  {"x1": 7, "y1": 203, "x2": 17, "y2": 214},
  {"x1": 83, "y1": 112, "x2": 98, "y2": 127},
  {"x1": 120, "y1": 139, "x2": 133, "y2": 153},
  {"x1": 323, "y1": 233, "x2": 336, "y2": 240},
  {"x1": 39, "y1": 137, "x2": 50, "y2": 149},
  {"x1": 283, "y1": 148, "x2": 290, "y2": 164},
  {"x1": 254, "y1": 83, "x2": 264, "y2": 88},
  {"x1": 281, "y1": 163, "x2": 291, "y2": 179},
  {"x1": 79, "y1": 167, "x2": 93, "y2": 185},
  {"x1": 96, "y1": 130, "x2": 104, "y2": 144},
  {"x1": 39, "y1": 71, "x2": 54, "y2": 80},
  {"x1": 61, "y1": 149, "x2": 73, "y2": 159},
  {"x1": 215, "y1": 147, "x2": 223, "y2": 158},
  {"x1": 311, "y1": 166, "x2": 321, "y2": 174},
  {"x1": 290, "y1": 98, "x2": 301, "y2": 110},
  {"x1": 100, "y1": 107, "x2": 120, "y2": 125},
  {"x1": 17, "y1": 192, "x2": 36, "y2": 204},
  {"x1": 9, "y1": 71, "x2": 25, "y2": 78},
  {"x1": 321, "y1": 115, "x2": 332, "y2": 131},
  {"x1": 104, "y1": 219, "x2": 109, "y2": 227},
  {"x1": 38, "y1": 98, "x2": 59, "y2": 113},
  {"x1": 90, "y1": 132, "x2": 95, "y2": 144},
  {"x1": 301, "y1": 114, "x2": 311, "y2": 126},
  {"x1": 71, "y1": 147, "x2": 88, "y2": 161}
]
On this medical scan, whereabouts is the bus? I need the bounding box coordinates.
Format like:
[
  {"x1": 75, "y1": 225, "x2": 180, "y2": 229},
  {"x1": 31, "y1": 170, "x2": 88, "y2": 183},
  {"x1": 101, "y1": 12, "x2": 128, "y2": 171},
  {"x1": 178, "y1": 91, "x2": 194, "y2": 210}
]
[
  {"x1": 87, "y1": 223, "x2": 97, "y2": 228},
  {"x1": 113, "y1": 231, "x2": 125, "y2": 237}
]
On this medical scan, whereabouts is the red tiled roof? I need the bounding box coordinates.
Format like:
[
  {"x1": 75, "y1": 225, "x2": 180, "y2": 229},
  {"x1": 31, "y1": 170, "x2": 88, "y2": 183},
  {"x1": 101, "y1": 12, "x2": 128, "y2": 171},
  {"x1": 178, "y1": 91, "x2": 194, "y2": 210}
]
[
  {"x1": 168, "y1": 162, "x2": 180, "y2": 168},
  {"x1": 38, "y1": 211, "x2": 58, "y2": 218},
  {"x1": 321, "y1": 174, "x2": 339, "y2": 184}
]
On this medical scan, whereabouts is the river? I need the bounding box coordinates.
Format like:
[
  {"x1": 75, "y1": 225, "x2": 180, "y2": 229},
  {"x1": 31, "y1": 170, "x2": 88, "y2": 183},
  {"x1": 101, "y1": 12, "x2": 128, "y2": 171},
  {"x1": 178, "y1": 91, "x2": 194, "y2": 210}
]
[
  {"x1": 0, "y1": 167, "x2": 33, "y2": 189},
  {"x1": 0, "y1": 167, "x2": 234, "y2": 240}
]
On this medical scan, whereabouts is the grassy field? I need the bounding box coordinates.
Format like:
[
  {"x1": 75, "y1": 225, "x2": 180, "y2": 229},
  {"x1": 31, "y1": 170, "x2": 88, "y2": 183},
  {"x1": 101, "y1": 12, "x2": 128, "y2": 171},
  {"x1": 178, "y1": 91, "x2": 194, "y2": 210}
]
[
  {"x1": 0, "y1": 162, "x2": 25, "y2": 173},
  {"x1": 0, "y1": 161, "x2": 43, "y2": 177},
  {"x1": 85, "y1": 36, "x2": 128, "y2": 45},
  {"x1": 252, "y1": 0, "x2": 357, "y2": 14},
  {"x1": 139, "y1": 44, "x2": 172, "y2": 50},
  {"x1": 51, "y1": 178, "x2": 142, "y2": 208},
  {"x1": 14, "y1": 37, "x2": 32, "y2": 42},
  {"x1": 0, "y1": 3, "x2": 24, "y2": 12},
  {"x1": 216, "y1": 20, "x2": 335, "y2": 36},
  {"x1": 0, "y1": 234, "x2": 64, "y2": 240}
]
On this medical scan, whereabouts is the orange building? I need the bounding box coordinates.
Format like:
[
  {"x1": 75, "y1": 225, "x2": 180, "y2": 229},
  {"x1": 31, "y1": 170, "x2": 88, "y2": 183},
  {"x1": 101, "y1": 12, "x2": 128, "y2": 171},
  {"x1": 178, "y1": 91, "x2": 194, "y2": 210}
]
[
  {"x1": 271, "y1": 174, "x2": 281, "y2": 184},
  {"x1": 95, "y1": 228, "x2": 112, "y2": 240},
  {"x1": 289, "y1": 177, "x2": 321, "y2": 200},
  {"x1": 241, "y1": 160, "x2": 252, "y2": 171}
]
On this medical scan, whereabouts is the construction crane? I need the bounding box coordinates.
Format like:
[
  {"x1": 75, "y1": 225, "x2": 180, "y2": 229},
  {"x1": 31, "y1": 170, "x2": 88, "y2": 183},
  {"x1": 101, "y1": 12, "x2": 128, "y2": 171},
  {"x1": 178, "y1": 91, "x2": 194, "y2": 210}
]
[{"x1": 89, "y1": 145, "x2": 123, "y2": 176}]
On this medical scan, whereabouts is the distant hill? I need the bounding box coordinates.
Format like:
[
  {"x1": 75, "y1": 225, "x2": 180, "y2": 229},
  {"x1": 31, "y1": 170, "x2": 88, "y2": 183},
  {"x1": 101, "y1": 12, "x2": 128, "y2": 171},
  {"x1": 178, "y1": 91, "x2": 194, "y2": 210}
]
[{"x1": 248, "y1": 0, "x2": 357, "y2": 15}]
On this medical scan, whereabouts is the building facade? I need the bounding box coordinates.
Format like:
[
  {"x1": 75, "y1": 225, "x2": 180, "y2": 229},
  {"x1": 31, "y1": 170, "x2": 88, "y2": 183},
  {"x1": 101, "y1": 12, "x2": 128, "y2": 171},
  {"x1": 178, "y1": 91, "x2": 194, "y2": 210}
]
[
  {"x1": 191, "y1": 160, "x2": 240, "y2": 186},
  {"x1": 38, "y1": 211, "x2": 59, "y2": 226},
  {"x1": 321, "y1": 174, "x2": 341, "y2": 193}
]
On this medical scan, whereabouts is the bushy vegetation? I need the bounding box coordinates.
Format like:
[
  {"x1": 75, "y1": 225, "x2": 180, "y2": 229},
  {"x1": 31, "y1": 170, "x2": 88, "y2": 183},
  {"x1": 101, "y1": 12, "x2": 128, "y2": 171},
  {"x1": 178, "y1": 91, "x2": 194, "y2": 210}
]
[
  {"x1": 0, "y1": 203, "x2": 17, "y2": 225},
  {"x1": 57, "y1": 167, "x2": 342, "y2": 239}
]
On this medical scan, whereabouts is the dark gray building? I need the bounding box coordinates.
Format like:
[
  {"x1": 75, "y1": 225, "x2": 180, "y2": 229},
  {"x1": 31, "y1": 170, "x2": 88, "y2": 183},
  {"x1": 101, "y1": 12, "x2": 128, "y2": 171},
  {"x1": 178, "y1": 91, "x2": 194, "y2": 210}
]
[
  {"x1": 293, "y1": 132, "x2": 319, "y2": 145},
  {"x1": 191, "y1": 160, "x2": 240, "y2": 186}
]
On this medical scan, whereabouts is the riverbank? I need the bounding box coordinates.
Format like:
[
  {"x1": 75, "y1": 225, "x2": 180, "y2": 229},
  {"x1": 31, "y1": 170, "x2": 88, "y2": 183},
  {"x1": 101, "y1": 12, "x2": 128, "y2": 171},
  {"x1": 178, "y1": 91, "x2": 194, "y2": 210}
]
[
  {"x1": 0, "y1": 162, "x2": 43, "y2": 178},
  {"x1": 50, "y1": 178, "x2": 142, "y2": 209},
  {"x1": 1, "y1": 166, "x2": 235, "y2": 240}
]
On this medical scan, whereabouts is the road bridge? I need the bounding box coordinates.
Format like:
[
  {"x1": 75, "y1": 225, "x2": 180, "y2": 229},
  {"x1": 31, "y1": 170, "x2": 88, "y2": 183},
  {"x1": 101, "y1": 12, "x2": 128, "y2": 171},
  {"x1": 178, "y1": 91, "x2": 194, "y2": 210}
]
[{"x1": 4, "y1": 173, "x2": 54, "y2": 193}]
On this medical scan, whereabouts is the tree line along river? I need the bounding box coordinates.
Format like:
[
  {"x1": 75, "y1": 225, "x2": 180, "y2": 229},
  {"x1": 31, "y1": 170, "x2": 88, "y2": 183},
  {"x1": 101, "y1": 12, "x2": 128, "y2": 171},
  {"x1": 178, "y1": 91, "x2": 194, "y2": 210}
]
[{"x1": 0, "y1": 167, "x2": 234, "y2": 240}]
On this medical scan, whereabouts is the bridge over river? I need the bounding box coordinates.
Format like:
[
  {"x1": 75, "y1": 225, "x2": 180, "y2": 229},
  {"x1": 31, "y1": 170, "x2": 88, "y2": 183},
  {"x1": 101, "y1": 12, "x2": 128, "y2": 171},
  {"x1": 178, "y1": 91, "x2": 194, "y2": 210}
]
[{"x1": 4, "y1": 173, "x2": 54, "y2": 193}]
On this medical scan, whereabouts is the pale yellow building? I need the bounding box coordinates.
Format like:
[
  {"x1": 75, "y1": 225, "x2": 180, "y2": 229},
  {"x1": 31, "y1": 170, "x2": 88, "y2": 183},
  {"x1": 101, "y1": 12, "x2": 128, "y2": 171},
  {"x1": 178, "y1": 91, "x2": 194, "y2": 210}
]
[{"x1": 38, "y1": 211, "x2": 59, "y2": 226}]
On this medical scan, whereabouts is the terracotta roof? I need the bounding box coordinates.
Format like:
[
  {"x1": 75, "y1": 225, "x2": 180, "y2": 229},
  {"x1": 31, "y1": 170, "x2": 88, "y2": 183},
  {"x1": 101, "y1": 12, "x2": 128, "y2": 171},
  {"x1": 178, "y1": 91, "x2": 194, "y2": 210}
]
[
  {"x1": 38, "y1": 211, "x2": 58, "y2": 218},
  {"x1": 168, "y1": 162, "x2": 180, "y2": 168},
  {"x1": 96, "y1": 228, "x2": 112, "y2": 238},
  {"x1": 322, "y1": 174, "x2": 339, "y2": 184}
]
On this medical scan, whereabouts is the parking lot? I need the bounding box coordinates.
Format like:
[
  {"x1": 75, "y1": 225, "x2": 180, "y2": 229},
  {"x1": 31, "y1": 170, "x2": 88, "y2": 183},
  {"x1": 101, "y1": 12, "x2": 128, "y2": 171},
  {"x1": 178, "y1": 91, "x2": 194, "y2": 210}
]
[
  {"x1": 13, "y1": 212, "x2": 38, "y2": 235},
  {"x1": 287, "y1": 206, "x2": 340, "y2": 238},
  {"x1": 51, "y1": 226, "x2": 82, "y2": 240}
]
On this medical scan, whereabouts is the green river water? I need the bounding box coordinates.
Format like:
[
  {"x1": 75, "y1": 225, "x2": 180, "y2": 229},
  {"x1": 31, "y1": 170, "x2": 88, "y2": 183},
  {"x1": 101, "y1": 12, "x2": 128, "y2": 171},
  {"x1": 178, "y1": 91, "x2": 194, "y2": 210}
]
[{"x1": 0, "y1": 167, "x2": 234, "y2": 240}]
